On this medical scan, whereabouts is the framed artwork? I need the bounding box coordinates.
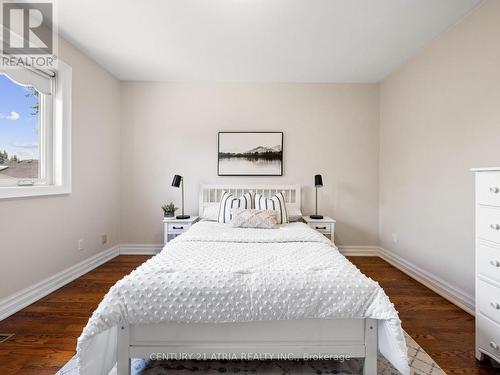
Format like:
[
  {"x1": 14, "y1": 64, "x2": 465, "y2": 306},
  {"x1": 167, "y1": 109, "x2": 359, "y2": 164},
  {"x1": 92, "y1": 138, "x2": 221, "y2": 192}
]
[{"x1": 218, "y1": 132, "x2": 283, "y2": 176}]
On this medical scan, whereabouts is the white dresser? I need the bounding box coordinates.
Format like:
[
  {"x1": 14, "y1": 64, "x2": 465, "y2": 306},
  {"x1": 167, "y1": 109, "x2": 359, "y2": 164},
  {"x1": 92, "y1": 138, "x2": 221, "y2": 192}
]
[{"x1": 473, "y1": 168, "x2": 500, "y2": 364}]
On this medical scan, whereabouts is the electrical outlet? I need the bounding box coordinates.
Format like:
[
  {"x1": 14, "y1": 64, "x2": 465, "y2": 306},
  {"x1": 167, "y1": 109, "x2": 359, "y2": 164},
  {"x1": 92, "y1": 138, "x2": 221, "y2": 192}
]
[
  {"x1": 392, "y1": 233, "x2": 398, "y2": 244},
  {"x1": 101, "y1": 234, "x2": 108, "y2": 245},
  {"x1": 78, "y1": 239, "x2": 84, "y2": 251}
]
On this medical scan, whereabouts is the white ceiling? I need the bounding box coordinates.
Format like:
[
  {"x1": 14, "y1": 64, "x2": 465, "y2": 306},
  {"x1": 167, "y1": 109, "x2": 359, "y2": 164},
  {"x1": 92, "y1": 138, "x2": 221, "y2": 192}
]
[{"x1": 57, "y1": 0, "x2": 482, "y2": 82}]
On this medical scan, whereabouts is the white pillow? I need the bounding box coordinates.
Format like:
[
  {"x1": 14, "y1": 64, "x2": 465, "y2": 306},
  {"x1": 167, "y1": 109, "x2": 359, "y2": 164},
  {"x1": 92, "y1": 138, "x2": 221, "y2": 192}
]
[
  {"x1": 218, "y1": 191, "x2": 253, "y2": 223},
  {"x1": 287, "y1": 206, "x2": 303, "y2": 222},
  {"x1": 202, "y1": 205, "x2": 219, "y2": 221},
  {"x1": 254, "y1": 191, "x2": 289, "y2": 224}
]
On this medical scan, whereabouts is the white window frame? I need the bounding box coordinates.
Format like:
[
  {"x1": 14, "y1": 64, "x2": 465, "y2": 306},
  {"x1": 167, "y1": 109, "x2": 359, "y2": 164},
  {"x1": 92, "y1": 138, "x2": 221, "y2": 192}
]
[{"x1": 0, "y1": 60, "x2": 72, "y2": 199}]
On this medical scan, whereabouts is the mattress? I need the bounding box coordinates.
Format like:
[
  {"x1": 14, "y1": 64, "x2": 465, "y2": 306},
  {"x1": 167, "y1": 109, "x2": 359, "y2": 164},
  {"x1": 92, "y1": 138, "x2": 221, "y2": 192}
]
[{"x1": 77, "y1": 221, "x2": 409, "y2": 375}]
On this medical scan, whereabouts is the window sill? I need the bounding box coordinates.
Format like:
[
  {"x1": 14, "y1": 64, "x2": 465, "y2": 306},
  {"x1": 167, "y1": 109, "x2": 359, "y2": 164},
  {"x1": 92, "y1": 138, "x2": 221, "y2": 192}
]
[{"x1": 0, "y1": 185, "x2": 71, "y2": 200}]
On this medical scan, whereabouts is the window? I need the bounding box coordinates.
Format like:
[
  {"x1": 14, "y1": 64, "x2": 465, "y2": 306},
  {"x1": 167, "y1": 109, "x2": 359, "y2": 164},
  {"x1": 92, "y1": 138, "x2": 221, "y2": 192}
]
[
  {"x1": 0, "y1": 71, "x2": 52, "y2": 185},
  {"x1": 0, "y1": 63, "x2": 71, "y2": 199}
]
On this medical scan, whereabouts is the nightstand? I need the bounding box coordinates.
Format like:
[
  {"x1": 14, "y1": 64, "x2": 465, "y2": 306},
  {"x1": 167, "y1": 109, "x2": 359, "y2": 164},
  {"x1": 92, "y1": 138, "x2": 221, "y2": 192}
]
[
  {"x1": 302, "y1": 216, "x2": 336, "y2": 241},
  {"x1": 163, "y1": 216, "x2": 199, "y2": 244}
]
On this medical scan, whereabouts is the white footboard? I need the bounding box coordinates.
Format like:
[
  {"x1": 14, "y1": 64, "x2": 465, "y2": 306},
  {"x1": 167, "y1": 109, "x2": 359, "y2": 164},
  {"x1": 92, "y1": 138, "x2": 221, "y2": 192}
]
[{"x1": 117, "y1": 318, "x2": 378, "y2": 375}]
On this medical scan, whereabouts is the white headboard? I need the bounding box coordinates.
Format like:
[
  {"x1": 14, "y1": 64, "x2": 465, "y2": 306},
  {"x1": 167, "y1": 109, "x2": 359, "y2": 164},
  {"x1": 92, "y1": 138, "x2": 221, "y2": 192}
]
[{"x1": 199, "y1": 184, "x2": 301, "y2": 216}]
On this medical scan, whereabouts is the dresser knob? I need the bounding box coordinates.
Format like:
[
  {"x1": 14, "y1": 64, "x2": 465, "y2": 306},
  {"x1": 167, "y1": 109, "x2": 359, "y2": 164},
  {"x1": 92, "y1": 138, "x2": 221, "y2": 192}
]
[
  {"x1": 491, "y1": 302, "x2": 500, "y2": 310},
  {"x1": 490, "y1": 187, "x2": 500, "y2": 194},
  {"x1": 490, "y1": 341, "x2": 499, "y2": 350},
  {"x1": 491, "y1": 260, "x2": 500, "y2": 267},
  {"x1": 491, "y1": 224, "x2": 500, "y2": 230}
]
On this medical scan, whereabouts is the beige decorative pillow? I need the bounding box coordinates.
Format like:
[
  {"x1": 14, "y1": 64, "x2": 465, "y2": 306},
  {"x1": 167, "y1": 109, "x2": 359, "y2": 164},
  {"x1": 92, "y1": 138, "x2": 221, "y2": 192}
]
[{"x1": 231, "y1": 208, "x2": 279, "y2": 229}]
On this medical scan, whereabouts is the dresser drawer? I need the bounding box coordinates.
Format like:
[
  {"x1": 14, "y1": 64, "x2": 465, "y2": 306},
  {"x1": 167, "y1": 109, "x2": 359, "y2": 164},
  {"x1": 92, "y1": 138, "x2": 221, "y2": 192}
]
[
  {"x1": 167, "y1": 223, "x2": 192, "y2": 234},
  {"x1": 477, "y1": 279, "x2": 500, "y2": 324},
  {"x1": 477, "y1": 206, "x2": 500, "y2": 244},
  {"x1": 477, "y1": 242, "x2": 500, "y2": 283},
  {"x1": 477, "y1": 173, "x2": 500, "y2": 207},
  {"x1": 477, "y1": 314, "x2": 500, "y2": 362},
  {"x1": 308, "y1": 223, "x2": 332, "y2": 233}
]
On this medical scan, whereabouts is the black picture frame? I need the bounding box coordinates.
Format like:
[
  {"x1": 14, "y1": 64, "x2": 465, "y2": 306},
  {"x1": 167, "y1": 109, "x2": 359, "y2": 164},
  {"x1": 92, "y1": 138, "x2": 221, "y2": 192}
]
[{"x1": 217, "y1": 132, "x2": 284, "y2": 176}]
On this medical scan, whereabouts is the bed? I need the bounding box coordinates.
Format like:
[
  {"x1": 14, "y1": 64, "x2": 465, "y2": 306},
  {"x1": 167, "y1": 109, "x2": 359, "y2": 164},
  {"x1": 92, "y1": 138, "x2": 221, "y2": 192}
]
[{"x1": 76, "y1": 185, "x2": 408, "y2": 375}]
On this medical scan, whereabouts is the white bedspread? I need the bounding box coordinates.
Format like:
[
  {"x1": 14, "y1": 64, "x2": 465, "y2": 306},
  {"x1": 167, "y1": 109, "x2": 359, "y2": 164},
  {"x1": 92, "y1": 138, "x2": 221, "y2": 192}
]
[{"x1": 77, "y1": 222, "x2": 409, "y2": 375}]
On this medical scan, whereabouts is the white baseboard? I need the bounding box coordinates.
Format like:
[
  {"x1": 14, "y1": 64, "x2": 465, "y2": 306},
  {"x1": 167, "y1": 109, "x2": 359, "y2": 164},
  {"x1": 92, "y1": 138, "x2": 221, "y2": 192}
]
[
  {"x1": 0, "y1": 244, "x2": 161, "y2": 321},
  {"x1": 377, "y1": 247, "x2": 475, "y2": 315},
  {"x1": 340, "y1": 245, "x2": 474, "y2": 315},
  {"x1": 0, "y1": 242, "x2": 474, "y2": 321},
  {"x1": 0, "y1": 245, "x2": 120, "y2": 321},
  {"x1": 338, "y1": 246, "x2": 379, "y2": 256},
  {"x1": 119, "y1": 244, "x2": 163, "y2": 255}
]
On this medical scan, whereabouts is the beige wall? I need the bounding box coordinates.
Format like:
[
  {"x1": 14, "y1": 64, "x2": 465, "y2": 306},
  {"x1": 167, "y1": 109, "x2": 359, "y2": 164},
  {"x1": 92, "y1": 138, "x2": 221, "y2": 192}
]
[
  {"x1": 379, "y1": 0, "x2": 500, "y2": 298},
  {"x1": 0, "y1": 38, "x2": 121, "y2": 299},
  {"x1": 4, "y1": 0, "x2": 497, "y2": 308},
  {"x1": 120, "y1": 82, "x2": 380, "y2": 247}
]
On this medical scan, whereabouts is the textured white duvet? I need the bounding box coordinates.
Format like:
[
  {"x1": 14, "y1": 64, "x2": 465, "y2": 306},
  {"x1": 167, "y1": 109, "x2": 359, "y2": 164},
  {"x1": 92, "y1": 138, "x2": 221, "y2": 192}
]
[{"x1": 77, "y1": 222, "x2": 409, "y2": 375}]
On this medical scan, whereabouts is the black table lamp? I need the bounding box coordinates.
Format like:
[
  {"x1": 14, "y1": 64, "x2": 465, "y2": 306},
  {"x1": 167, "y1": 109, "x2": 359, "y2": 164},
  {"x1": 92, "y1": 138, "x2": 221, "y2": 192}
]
[
  {"x1": 310, "y1": 174, "x2": 323, "y2": 219},
  {"x1": 171, "y1": 175, "x2": 190, "y2": 219}
]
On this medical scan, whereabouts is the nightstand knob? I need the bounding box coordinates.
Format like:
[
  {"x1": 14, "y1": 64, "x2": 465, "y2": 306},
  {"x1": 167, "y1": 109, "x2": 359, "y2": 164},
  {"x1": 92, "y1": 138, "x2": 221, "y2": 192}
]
[
  {"x1": 172, "y1": 226, "x2": 184, "y2": 230},
  {"x1": 490, "y1": 224, "x2": 500, "y2": 230},
  {"x1": 490, "y1": 187, "x2": 500, "y2": 194},
  {"x1": 491, "y1": 260, "x2": 500, "y2": 267},
  {"x1": 490, "y1": 341, "x2": 499, "y2": 350},
  {"x1": 491, "y1": 302, "x2": 500, "y2": 310},
  {"x1": 316, "y1": 226, "x2": 327, "y2": 230}
]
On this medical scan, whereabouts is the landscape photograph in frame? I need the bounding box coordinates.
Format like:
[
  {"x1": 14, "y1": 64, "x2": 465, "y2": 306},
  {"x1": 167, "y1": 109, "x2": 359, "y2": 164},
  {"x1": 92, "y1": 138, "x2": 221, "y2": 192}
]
[{"x1": 218, "y1": 132, "x2": 283, "y2": 176}]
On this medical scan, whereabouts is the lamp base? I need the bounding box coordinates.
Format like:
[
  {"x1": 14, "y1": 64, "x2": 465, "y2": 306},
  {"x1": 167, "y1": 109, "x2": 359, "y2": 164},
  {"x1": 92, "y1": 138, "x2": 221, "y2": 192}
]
[
  {"x1": 176, "y1": 215, "x2": 191, "y2": 220},
  {"x1": 310, "y1": 214, "x2": 323, "y2": 219}
]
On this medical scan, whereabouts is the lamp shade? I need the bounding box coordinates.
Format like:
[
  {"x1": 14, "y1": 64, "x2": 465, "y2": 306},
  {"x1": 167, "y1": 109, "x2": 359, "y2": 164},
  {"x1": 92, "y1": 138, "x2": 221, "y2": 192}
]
[
  {"x1": 171, "y1": 174, "x2": 182, "y2": 188},
  {"x1": 314, "y1": 174, "x2": 323, "y2": 188}
]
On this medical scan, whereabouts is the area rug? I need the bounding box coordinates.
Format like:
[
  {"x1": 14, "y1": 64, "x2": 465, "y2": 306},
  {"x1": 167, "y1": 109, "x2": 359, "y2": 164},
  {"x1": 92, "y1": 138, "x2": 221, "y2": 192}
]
[{"x1": 57, "y1": 331, "x2": 445, "y2": 375}]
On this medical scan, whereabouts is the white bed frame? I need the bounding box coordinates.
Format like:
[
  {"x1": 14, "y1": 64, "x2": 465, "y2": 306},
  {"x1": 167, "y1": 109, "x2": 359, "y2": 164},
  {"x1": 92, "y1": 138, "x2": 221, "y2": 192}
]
[
  {"x1": 198, "y1": 184, "x2": 302, "y2": 215},
  {"x1": 116, "y1": 184, "x2": 378, "y2": 375}
]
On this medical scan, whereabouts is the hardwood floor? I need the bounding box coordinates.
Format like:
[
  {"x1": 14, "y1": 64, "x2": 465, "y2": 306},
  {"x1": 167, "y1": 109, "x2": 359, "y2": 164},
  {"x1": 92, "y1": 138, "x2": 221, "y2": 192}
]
[
  {"x1": 0, "y1": 256, "x2": 150, "y2": 375},
  {"x1": 348, "y1": 257, "x2": 498, "y2": 375},
  {"x1": 0, "y1": 255, "x2": 497, "y2": 374}
]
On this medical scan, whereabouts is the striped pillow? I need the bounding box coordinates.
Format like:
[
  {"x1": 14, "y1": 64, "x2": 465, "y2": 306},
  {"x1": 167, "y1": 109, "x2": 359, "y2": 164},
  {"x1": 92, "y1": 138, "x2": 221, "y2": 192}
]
[
  {"x1": 254, "y1": 192, "x2": 289, "y2": 224},
  {"x1": 217, "y1": 191, "x2": 253, "y2": 223}
]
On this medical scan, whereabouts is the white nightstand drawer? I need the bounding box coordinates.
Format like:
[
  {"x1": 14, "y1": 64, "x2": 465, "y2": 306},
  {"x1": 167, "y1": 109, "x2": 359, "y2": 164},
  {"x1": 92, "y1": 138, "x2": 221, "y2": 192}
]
[
  {"x1": 308, "y1": 223, "x2": 332, "y2": 232},
  {"x1": 477, "y1": 206, "x2": 500, "y2": 244},
  {"x1": 302, "y1": 216, "x2": 335, "y2": 243},
  {"x1": 477, "y1": 242, "x2": 500, "y2": 283},
  {"x1": 167, "y1": 222, "x2": 192, "y2": 234},
  {"x1": 477, "y1": 279, "x2": 500, "y2": 324},
  {"x1": 477, "y1": 172, "x2": 500, "y2": 207},
  {"x1": 163, "y1": 216, "x2": 199, "y2": 244}
]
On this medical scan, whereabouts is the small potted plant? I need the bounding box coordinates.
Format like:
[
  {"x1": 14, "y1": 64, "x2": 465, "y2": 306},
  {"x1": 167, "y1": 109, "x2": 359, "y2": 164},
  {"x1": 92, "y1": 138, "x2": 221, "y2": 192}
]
[{"x1": 161, "y1": 202, "x2": 178, "y2": 218}]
